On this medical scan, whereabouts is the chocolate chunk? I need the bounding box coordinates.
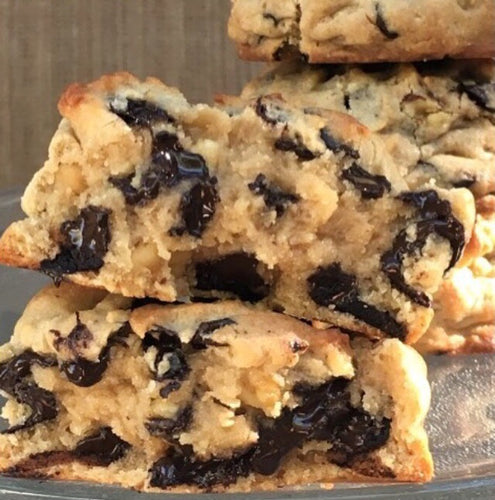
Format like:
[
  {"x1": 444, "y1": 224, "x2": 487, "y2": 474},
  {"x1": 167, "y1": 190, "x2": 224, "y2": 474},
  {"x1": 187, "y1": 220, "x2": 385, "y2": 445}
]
[
  {"x1": 110, "y1": 98, "x2": 174, "y2": 127},
  {"x1": 320, "y1": 128, "x2": 360, "y2": 159},
  {"x1": 274, "y1": 136, "x2": 317, "y2": 161},
  {"x1": 150, "y1": 379, "x2": 390, "y2": 488},
  {"x1": 143, "y1": 327, "x2": 181, "y2": 352},
  {"x1": 74, "y1": 427, "x2": 130, "y2": 466},
  {"x1": 375, "y1": 4, "x2": 399, "y2": 39},
  {"x1": 452, "y1": 177, "x2": 476, "y2": 189},
  {"x1": 253, "y1": 378, "x2": 390, "y2": 474},
  {"x1": 307, "y1": 264, "x2": 406, "y2": 339},
  {"x1": 195, "y1": 253, "x2": 269, "y2": 302},
  {"x1": 146, "y1": 405, "x2": 193, "y2": 441},
  {"x1": 150, "y1": 447, "x2": 253, "y2": 490},
  {"x1": 327, "y1": 409, "x2": 391, "y2": 466},
  {"x1": 254, "y1": 97, "x2": 288, "y2": 126},
  {"x1": 273, "y1": 43, "x2": 308, "y2": 62},
  {"x1": 459, "y1": 82, "x2": 495, "y2": 112},
  {"x1": 343, "y1": 94, "x2": 351, "y2": 111},
  {"x1": 111, "y1": 132, "x2": 210, "y2": 206},
  {"x1": 262, "y1": 12, "x2": 281, "y2": 26},
  {"x1": 40, "y1": 206, "x2": 111, "y2": 282},
  {"x1": 248, "y1": 174, "x2": 300, "y2": 217},
  {"x1": 160, "y1": 380, "x2": 182, "y2": 398},
  {"x1": 341, "y1": 163, "x2": 391, "y2": 199},
  {"x1": 60, "y1": 322, "x2": 131, "y2": 387},
  {"x1": 142, "y1": 327, "x2": 189, "y2": 382},
  {"x1": 381, "y1": 190, "x2": 465, "y2": 307},
  {"x1": 53, "y1": 312, "x2": 93, "y2": 353},
  {"x1": 174, "y1": 179, "x2": 220, "y2": 237},
  {"x1": 252, "y1": 379, "x2": 346, "y2": 474},
  {"x1": 255, "y1": 98, "x2": 276, "y2": 126},
  {"x1": 153, "y1": 132, "x2": 209, "y2": 181},
  {"x1": 109, "y1": 174, "x2": 144, "y2": 205},
  {"x1": 190, "y1": 318, "x2": 236, "y2": 350},
  {"x1": 0, "y1": 351, "x2": 58, "y2": 433},
  {"x1": 290, "y1": 340, "x2": 308, "y2": 353}
]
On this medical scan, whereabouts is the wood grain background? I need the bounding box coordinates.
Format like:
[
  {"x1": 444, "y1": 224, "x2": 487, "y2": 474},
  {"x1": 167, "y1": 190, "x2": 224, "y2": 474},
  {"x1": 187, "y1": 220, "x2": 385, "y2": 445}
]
[{"x1": 0, "y1": 0, "x2": 261, "y2": 189}]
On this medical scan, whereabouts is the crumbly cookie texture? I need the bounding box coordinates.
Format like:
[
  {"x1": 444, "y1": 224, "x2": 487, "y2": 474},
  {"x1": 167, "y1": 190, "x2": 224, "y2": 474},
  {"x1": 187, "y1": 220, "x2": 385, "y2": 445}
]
[
  {"x1": 234, "y1": 61, "x2": 495, "y2": 354},
  {"x1": 228, "y1": 0, "x2": 495, "y2": 63},
  {"x1": 0, "y1": 284, "x2": 432, "y2": 492},
  {"x1": 0, "y1": 73, "x2": 475, "y2": 344},
  {"x1": 236, "y1": 59, "x2": 495, "y2": 198}
]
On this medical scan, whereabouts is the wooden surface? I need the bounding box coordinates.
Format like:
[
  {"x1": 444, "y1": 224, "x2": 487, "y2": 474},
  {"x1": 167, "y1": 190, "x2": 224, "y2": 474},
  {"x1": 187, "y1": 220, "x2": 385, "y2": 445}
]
[{"x1": 0, "y1": 0, "x2": 261, "y2": 189}]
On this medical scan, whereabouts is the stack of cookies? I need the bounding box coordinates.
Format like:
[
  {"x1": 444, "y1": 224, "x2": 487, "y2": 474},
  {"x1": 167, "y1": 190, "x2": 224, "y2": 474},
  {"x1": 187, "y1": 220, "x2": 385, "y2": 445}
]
[{"x1": 0, "y1": 0, "x2": 493, "y2": 493}]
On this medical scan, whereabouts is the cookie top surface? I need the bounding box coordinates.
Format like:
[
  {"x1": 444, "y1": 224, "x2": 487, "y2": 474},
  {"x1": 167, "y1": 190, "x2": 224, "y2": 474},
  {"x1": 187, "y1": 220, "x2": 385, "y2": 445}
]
[
  {"x1": 228, "y1": 0, "x2": 495, "y2": 63},
  {"x1": 236, "y1": 59, "x2": 495, "y2": 198}
]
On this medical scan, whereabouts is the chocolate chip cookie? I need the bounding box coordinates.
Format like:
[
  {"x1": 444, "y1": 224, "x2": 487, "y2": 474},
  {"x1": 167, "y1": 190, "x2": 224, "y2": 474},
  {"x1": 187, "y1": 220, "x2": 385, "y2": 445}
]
[
  {"x1": 236, "y1": 59, "x2": 495, "y2": 198},
  {"x1": 228, "y1": 0, "x2": 495, "y2": 63},
  {"x1": 0, "y1": 284, "x2": 433, "y2": 492},
  {"x1": 0, "y1": 73, "x2": 476, "y2": 344},
  {"x1": 233, "y1": 60, "x2": 495, "y2": 353}
]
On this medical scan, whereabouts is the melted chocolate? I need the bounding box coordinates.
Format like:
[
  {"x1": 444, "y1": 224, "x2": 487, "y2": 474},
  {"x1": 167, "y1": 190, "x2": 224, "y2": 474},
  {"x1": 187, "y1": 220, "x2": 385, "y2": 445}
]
[
  {"x1": 142, "y1": 327, "x2": 189, "y2": 382},
  {"x1": 273, "y1": 43, "x2": 308, "y2": 62},
  {"x1": 274, "y1": 136, "x2": 317, "y2": 161},
  {"x1": 146, "y1": 405, "x2": 193, "y2": 442},
  {"x1": 452, "y1": 177, "x2": 476, "y2": 189},
  {"x1": 307, "y1": 263, "x2": 406, "y2": 339},
  {"x1": 150, "y1": 448, "x2": 253, "y2": 490},
  {"x1": 0, "y1": 351, "x2": 58, "y2": 433},
  {"x1": 459, "y1": 82, "x2": 495, "y2": 112},
  {"x1": 174, "y1": 179, "x2": 220, "y2": 237},
  {"x1": 40, "y1": 206, "x2": 111, "y2": 282},
  {"x1": 111, "y1": 132, "x2": 210, "y2": 206},
  {"x1": 375, "y1": 4, "x2": 399, "y2": 39},
  {"x1": 381, "y1": 190, "x2": 465, "y2": 307},
  {"x1": 190, "y1": 318, "x2": 236, "y2": 350},
  {"x1": 150, "y1": 378, "x2": 390, "y2": 489},
  {"x1": 248, "y1": 174, "x2": 300, "y2": 217},
  {"x1": 320, "y1": 128, "x2": 360, "y2": 159},
  {"x1": 74, "y1": 427, "x2": 130, "y2": 466},
  {"x1": 60, "y1": 322, "x2": 131, "y2": 387},
  {"x1": 254, "y1": 98, "x2": 286, "y2": 125},
  {"x1": 53, "y1": 312, "x2": 92, "y2": 353},
  {"x1": 263, "y1": 12, "x2": 281, "y2": 26},
  {"x1": 110, "y1": 98, "x2": 174, "y2": 127},
  {"x1": 341, "y1": 163, "x2": 391, "y2": 199},
  {"x1": 195, "y1": 253, "x2": 270, "y2": 302},
  {"x1": 160, "y1": 380, "x2": 182, "y2": 398},
  {"x1": 326, "y1": 409, "x2": 391, "y2": 466}
]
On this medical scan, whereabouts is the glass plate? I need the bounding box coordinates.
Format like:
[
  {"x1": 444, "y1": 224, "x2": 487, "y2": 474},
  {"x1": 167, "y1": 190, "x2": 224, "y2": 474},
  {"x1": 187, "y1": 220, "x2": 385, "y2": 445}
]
[{"x1": 0, "y1": 188, "x2": 494, "y2": 499}]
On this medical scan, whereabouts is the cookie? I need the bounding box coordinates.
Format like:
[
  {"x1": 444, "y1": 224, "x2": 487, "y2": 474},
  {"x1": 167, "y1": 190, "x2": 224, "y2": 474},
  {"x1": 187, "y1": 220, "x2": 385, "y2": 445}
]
[
  {"x1": 0, "y1": 284, "x2": 433, "y2": 492},
  {"x1": 233, "y1": 61, "x2": 495, "y2": 353},
  {"x1": 0, "y1": 73, "x2": 475, "y2": 344},
  {"x1": 236, "y1": 59, "x2": 495, "y2": 198},
  {"x1": 228, "y1": 0, "x2": 495, "y2": 63}
]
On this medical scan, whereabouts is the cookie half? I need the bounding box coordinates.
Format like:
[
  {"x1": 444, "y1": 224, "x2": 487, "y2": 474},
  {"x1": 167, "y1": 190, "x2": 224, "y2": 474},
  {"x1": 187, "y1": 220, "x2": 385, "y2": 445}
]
[
  {"x1": 0, "y1": 284, "x2": 433, "y2": 492},
  {"x1": 233, "y1": 60, "x2": 495, "y2": 353},
  {"x1": 0, "y1": 73, "x2": 475, "y2": 343}
]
